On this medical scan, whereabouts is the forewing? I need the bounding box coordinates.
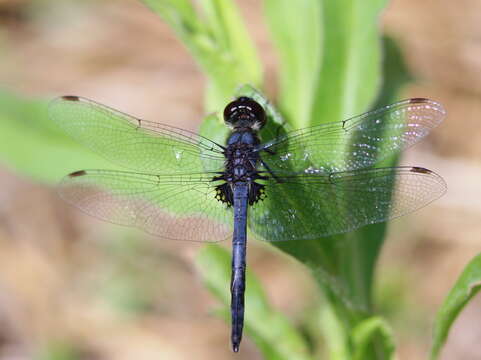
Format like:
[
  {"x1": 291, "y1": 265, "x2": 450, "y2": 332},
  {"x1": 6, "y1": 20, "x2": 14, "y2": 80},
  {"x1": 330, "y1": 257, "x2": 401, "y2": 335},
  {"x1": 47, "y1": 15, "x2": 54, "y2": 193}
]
[
  {"x1": 59, "y1": 170, "x2": 232, "y2": 242},
  {"x1": 248, "y1": 167, "x2": 446, "y2": 241},
  {"x1": 257, "y1": 98, "x2": 446, "y2": 174},
  {"x1": 49, "y1": 96, "x2": 226, "y2": 174}
]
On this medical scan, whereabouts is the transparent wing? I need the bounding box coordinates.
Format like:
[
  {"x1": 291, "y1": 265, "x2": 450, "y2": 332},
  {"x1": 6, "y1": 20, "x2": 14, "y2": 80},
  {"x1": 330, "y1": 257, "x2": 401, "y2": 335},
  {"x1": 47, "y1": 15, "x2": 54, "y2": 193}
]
[
  {"x1": 49, "y1": 96, "x2": 226, "y2": 174},
  {"x1": 59, "y1": 170, "x2": 232, "y2": 242},
  {"x1": 248, "y1": 167, "x2": 446, "y2": 241},
  {"x1": 257, "y1": 98, "x2": 446, "y2": 174}
]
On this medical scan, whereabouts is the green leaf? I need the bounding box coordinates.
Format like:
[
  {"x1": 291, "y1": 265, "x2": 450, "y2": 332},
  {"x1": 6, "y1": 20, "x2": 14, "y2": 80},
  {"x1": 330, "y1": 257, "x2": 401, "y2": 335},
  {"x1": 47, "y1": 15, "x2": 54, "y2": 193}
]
[
  {"x1": 312, "y1": 0, "x2": 388, "y2": 126},
  {"x1": 319, "y1": 304, "x2": 351, "y2": 360},
  {"x1": 141, "y1": 0, "x2": 262, "y2": 110},
  {"x1": 335, "y1": 34, "x2": 414, "y2": 313},
  {"x1": 199, "y1": 0, "x2": 261, "y2": 83},
  {"x1": 372, "y1": 36, "x2": 413, "y2": 110},
  {"x1": 261, "y1": 0, "x2": 393, "y2": 320},
  {"x1": 264, "y1": 0, "x2": 322, "y2": 128},
  {"x1": 319, "y1": 310, "x2": 396, "y2": 360},
  {"x1": 0, "y1": 90, "x2": 114, "y2": 183},
  {"x1": 351, "y1": 317, "x2": 396, "y2": 360},
  {"x1": 263, "y1": 13, "x2": 410, "y2": 307},
  {"x1": 430, "y1": 253, "x2": 481, "y2": 360},
  {"x1": 196, "y1": 244, "x2": 312, "y2": 360}
]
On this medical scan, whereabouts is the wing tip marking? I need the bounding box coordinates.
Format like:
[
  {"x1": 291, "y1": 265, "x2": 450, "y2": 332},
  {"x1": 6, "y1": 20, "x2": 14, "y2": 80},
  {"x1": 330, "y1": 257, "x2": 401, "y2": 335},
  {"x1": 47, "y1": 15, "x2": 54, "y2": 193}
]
[
  {"x1": 69, "y1": 170, "x2": 87, "y2": 177},
  {"x1": 409, "y1": 97, "x2": 430, "y2": 104},
  {"x1": 410, "y1": 166, "x2": 432, "y2": 174},
  {"x1": 62, "y1": 95, "x2": 80, "y2": 101}
]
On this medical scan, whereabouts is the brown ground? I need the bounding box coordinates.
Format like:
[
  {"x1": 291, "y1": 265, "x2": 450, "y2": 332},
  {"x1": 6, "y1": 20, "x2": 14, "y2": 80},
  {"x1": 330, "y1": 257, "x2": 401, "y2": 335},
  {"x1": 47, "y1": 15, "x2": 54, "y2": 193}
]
[{"x1": 0, "y1": 0, "x2": 480, "y2": 359}]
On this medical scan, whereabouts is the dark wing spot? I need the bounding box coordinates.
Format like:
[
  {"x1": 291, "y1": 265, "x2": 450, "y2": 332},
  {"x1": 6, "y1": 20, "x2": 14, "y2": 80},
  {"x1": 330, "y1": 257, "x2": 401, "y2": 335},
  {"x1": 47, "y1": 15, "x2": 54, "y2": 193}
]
[
  {"x1": 409, "y1": 98, "x2": 429, "y2": 104},
  {"x1": 61, "y1": 95, "x2": 80, "y2": 101},
  {"x1": 69, "y1": 170, "x2": 87, "y2": 177},
  {"x1": 410, "y1": 166, "x2": 432, "y2": 174}
]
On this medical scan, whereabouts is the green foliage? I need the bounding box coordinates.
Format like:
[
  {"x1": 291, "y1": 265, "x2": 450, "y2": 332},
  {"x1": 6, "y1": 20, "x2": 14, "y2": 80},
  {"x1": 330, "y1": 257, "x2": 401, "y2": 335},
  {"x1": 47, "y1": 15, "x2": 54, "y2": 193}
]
[
  {"x1": 430, "y1": 253, "x2": 481, "y2": 360},
  {"x1": 263, "y1": 0, "x2": 322, "y2": 128},
  {"x1": 351, "y1": 317, "x2": 395, "y2": 360},
  {"x1": 311, "y1": 0, "x2": 388, "y2": 128},
  {"x1": 141, "y1": 0, "x2": 261, "y2": 111}
]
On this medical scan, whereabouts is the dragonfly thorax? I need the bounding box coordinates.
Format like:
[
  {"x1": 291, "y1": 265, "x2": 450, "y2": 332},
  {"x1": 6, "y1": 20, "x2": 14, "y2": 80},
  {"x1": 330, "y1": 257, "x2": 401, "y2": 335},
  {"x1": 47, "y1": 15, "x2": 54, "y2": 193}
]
[
  {"x1": 213, "y1": 128, "x2": 266, "y2": 207},
  {"x1": 224, "y1": 131, "x2": 259, "y2": 181}
]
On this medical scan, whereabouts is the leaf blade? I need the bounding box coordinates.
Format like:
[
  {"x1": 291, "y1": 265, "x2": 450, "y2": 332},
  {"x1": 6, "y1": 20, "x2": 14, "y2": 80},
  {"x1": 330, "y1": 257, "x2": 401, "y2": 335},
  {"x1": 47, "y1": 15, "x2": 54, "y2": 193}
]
[
  {"x1": 312, "y1": 0, "x2": 388, "y2": 126},
  {"x1": 264, "y1": 0, "x2": 322, "y2": 128},
  {"x1": 430, "y1": 253, "x2": 481, "y2": 360},
  {"x1": 141, "y1": 0, "x2": 262, "y2": 110}
]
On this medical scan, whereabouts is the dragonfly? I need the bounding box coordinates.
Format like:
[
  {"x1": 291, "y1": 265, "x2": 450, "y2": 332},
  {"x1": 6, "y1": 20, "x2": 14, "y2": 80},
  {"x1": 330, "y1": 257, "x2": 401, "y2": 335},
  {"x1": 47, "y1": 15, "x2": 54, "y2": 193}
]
[{"x1": 49, "y1": 90, "x2": 446, "y2": 352}]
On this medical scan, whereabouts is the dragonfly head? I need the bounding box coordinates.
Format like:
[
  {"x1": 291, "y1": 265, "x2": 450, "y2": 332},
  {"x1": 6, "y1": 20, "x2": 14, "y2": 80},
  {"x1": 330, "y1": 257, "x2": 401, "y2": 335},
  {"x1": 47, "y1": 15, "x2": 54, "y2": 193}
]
[{"x1": 224, "y1": 97, "x2": 266, "y2": 131}]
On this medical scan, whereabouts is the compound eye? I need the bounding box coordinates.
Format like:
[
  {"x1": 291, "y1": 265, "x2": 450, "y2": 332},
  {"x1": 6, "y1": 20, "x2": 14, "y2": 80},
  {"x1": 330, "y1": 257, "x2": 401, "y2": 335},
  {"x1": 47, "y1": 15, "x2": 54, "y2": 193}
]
[
  {"x1": 223, "y1": 97, "x2": 266, "y2": 128},
  {"x1": 223, "y1": 100, "x2": 239, "y2": 123}
]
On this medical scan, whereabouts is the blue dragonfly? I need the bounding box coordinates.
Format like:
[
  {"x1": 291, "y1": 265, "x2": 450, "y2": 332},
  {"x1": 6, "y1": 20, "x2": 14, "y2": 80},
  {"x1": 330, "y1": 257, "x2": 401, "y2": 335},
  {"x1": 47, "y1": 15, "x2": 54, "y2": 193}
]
[{"x1": 49, "y1": 89, "x2": 446, "y2": 352}]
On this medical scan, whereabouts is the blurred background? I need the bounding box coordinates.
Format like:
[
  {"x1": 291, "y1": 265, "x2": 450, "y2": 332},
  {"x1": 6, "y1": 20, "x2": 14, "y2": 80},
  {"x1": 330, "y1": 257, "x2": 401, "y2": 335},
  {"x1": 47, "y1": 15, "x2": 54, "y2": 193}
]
[{"x1": 0, "y1": 0, "x2": 480, "y2": 359}]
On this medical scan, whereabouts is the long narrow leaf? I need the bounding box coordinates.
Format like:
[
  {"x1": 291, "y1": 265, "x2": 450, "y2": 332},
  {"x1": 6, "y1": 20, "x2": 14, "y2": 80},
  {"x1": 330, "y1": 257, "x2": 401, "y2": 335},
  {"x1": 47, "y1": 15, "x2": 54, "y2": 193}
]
[
  {"x1": 141, "y1": 0, "x2": 262, "y2": 110},
  {"x1": 312, "y1": 0, "x2": 388, "y2": 125},
  {"x1": 264, "y1": 0, "x2": 322, "y2": 128},
  {"x1": 430, "y1": 253, "x2": 481, "y2": 360},
  {"x1": 199, "y1": 0, "x2": 261, "y2": 84}
]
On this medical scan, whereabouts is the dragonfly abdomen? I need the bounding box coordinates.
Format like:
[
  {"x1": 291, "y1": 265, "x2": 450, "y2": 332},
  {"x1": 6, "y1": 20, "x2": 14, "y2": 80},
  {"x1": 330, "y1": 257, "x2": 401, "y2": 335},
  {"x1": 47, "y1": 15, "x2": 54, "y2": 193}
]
[{"x1": 231, "y1": 182, "x2": 249, "y2": 352}]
